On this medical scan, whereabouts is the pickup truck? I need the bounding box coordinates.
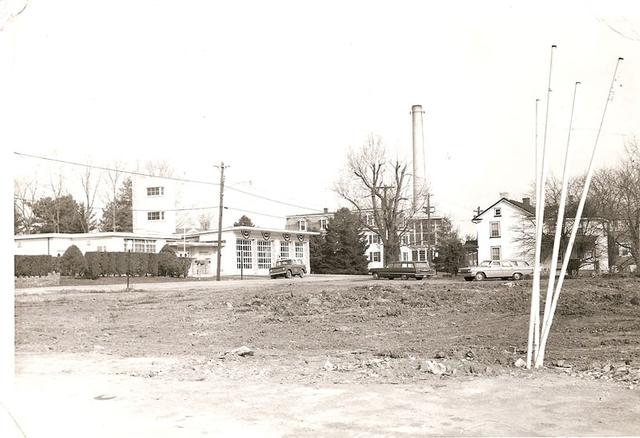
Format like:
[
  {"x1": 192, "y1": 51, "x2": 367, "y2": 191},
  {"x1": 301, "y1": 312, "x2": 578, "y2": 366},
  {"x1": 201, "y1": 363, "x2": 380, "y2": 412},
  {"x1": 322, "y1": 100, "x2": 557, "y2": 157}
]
[
  {"x1": 369, "y1": 261, "x2": 435, "y2": 280},
  {"x1": 269, "y1": 258, "x2": 307, "y2": 279}
]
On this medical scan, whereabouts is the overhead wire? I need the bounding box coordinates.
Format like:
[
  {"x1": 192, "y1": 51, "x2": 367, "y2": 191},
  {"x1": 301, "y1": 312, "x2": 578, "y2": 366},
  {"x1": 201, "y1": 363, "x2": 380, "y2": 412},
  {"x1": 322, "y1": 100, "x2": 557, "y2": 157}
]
[{"x1": 14, "y1": 151, "x2": 326, "y2": 212}]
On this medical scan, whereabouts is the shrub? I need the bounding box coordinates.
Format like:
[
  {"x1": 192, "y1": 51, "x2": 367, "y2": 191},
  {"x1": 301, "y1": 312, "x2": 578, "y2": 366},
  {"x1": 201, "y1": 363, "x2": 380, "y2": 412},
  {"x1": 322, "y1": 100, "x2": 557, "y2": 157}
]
[
  {"x1": 158, "y1": 244, "x2": 179, "y2": 277},
  {"x1": 15, "y1": 255, "x2": 53, "y2": 277},
  {"x1": 61, "y1": 245, "x2": 86, "y2": 277},
  {"x1": 147, "y1": 253, "x2": 159, "y2": 276},
  {"x1": 84, "y1": 252, "x2": 102, "y2": 279}
]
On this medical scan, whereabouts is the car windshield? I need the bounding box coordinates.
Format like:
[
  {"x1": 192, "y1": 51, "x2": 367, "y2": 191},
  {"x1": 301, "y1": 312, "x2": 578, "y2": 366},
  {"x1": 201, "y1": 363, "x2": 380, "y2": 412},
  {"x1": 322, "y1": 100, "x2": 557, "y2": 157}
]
[
  {"x1": 276, "y1": 259, "x2": 291, "y2": 266},
  {"x1": 415, "y1": 262, "x2": 430, "y2": 269},
  {"x1": 479, "y1": 261, "x2": 492, "y2": 267}
]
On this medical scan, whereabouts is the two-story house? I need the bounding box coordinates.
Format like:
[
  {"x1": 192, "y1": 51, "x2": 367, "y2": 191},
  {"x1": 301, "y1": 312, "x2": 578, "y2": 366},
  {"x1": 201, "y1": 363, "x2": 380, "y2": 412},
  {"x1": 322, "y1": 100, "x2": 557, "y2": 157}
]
[{"x1": 472, "y1": 196, "x2": 611, "y2": 273}]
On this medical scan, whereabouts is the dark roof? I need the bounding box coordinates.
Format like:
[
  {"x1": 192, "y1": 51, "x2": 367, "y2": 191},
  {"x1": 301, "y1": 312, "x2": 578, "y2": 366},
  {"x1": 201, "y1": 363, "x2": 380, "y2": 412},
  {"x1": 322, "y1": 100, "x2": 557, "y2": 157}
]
[
  {"x1": 507, "y1": 199, "x2": 535, "y2": 215},
  {"x1": 472, "y1": 197, "x2": 535, "y2": 222}
]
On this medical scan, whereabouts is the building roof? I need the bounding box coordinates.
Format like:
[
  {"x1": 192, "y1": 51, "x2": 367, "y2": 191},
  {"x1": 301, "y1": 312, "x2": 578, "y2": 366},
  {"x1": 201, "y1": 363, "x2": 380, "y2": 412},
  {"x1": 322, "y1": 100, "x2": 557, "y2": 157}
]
[
  {"x1": 472, "y1": 197, "x2": 535, "y2": 223},
  {"x1": 14, "y1": 231, "x2": 178, "y2": 240}
]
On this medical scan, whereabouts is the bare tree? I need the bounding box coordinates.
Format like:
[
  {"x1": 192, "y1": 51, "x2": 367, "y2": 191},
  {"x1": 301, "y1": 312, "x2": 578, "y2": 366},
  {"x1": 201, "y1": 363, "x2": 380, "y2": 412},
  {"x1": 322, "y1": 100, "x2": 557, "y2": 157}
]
[
  {"x1": 104, "y1": 161, "x2": 123, "y2": 232},
  {"x1": 613, "y1": 138, "x2": 640, "y2": 266},
  {"x1": 14, "y1": 177, "x2": 39, "y2": 234},
  {"x1": 514, "y1": 175, "x2": 607, "y2": 274},
  {"x1": 144, "y1": 160, "x2": 174, "y2": 177},
  {"x1": 48, "y1": 166, "x2": 66, "y2": 233},
  {"x1": 198, "y1": 212, "x2": 213, "y2": 230},
  {"x1": 78, "y1": 164, "x2": 102, "y2": 232},
  {"x1": 334, "y1": 135, "x2": 427, "y2": 264}
]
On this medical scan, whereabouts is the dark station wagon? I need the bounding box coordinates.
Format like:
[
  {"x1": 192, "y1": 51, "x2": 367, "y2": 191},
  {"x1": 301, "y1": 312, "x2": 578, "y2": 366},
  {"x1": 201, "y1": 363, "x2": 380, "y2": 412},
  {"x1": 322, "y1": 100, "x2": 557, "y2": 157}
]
[
  {"x1": 269, "y1": 258, "x2": 307, "y2": 279},
  {"x1": 369, "y1": 261, "x2": 435, "y2": 280}
]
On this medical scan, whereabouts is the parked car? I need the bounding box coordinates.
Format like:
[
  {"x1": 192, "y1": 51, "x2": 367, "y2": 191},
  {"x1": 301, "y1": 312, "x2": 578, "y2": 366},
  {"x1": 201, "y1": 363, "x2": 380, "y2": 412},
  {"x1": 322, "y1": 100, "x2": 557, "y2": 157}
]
[
  {"x1": 459, "y1": 259, "x2": 533, "y2": 281},
  {"x1": 269, "y1": 258, "x2": 307, "y2": 279},
  {"x1": 369, "y1": 261, "x2": 435, "y2": 280}
]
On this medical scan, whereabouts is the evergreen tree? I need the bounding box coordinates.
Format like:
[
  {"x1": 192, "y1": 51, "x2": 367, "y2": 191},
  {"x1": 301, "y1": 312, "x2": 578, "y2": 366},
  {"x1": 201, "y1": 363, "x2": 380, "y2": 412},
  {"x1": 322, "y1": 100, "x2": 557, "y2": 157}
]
[
  {"x1": 310, "y1": 208, "x2": 369, "y2": 274},
  {"x1": 100, "y1": 177, "x2": 133, "y2": 232},
  {"x1": 433, "y1": 219, "x2": 465, "y2": 275},
  {"x1": 31, "y1": 195, "x2": 85, "y2": 233},
  {"x1": 234, "y1": 215, "x2": 255, "y2": 227},
  {"x1": 61, "y1": 245, "x2": 86, "y2": 277}
]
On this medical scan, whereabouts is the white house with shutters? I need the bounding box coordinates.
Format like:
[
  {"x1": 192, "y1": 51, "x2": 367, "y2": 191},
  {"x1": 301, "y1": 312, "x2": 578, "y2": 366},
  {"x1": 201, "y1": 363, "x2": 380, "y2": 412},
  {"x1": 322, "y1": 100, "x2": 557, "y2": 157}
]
[{"x1": 472, "y1": 196, "x2": 611, "y2": 272}]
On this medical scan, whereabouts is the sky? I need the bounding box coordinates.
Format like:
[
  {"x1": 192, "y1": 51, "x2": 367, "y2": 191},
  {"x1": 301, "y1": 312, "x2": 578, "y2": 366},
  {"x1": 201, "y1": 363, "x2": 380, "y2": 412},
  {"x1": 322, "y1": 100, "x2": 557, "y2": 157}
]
[{"x1": 2, "y1": 0, "x2": 639, "y2": 236}]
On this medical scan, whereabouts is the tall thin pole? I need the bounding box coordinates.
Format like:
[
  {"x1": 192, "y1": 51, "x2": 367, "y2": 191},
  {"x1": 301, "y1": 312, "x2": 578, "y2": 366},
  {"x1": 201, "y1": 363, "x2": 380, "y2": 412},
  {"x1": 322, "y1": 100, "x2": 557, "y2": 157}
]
[
  {"x1": 537, "y1": 58, "x2": 624, "y2": 367},
  {"x1": 537, "y1": 81, "x2": 581, "y2": 367},
  {"x1": 427, "y1": 192, "x2": 431, "y2": 262},
  {"x1": 215, "y1": 162, "x2": 228, "y2": 281},
  {"x1": 527, "y1": 44, "x2": 556, "y2": 369}
]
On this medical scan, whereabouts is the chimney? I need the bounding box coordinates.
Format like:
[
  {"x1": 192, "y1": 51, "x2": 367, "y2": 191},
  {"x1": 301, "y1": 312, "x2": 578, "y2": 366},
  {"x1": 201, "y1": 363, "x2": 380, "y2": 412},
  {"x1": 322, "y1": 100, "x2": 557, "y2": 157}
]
[
  {"x1": 522, "y1": 197, "x2": 531, "y2": 207},
  {"x1": 411, "y1": 105, "x2": 426, "y2": 207}
]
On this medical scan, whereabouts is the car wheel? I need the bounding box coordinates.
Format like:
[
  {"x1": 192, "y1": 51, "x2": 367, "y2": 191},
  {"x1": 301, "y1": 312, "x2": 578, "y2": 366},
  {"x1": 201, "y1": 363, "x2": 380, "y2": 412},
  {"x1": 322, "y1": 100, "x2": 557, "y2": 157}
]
[
  {"x1": 285, "y1": 270, "x2": 292, "y2": 279},
  {"x1": 372, "y1": 272, "x2": 379, "y2": 280},
  {"x1": 401, "y1": 274, "x2": 408, "y2": 280},
  {"x1": 415, "y1": 276, "x2": 423, "y2": 280},
  {"x1": 270, "y1": 275, "x2": 276, "y2": 279},
  {"x1": 299, "y1": 269, "x2": 305, "y2": 278},
  {"x1": 474, "y1": 272, "x2": 485, "y2": 281},
  {"x1": 512, "y1": 272, "x2": 523, "y2": 281}
]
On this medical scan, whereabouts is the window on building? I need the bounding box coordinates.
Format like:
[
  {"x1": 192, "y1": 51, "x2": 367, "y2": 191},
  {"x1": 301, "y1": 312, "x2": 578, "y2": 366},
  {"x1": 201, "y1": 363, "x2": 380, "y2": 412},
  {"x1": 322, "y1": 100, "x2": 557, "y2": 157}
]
[
  {"x1": 320, "y1": 218, "x2": 328, "y2": 231},
  {"x1": 236, "y1": 239, "x2": 252, "y2": 269},
  {"x1": 96, "y1": 245, "x2": 107, "y2": 252},
  {"x1": 295, "y1": 242, "x2": 304, "y2": 258},
  {"x1": 147, "y1": 187, "x2": 164, "y2": 196},
  {"x1": 490, "y1": 221, "x2": 501, "y2": 238},
  {"x1": 257, "y1": 241, "x2": 272, "y2": 269},
  {"x1": 148, "y1": 211, "x2": 165, "y2": 221},
  {"x1": 280, "y1": 241, "x2": 290, "y2": 258},
  {"x1": 619, "y1": 246, "x2": 630, "y2": 256},
  {"x1": 369, "y1": 251, "x2": 381, "y2": 262},
  {"x1": 402, "y1": 252, "x2": 408, "y2": 261},
  {"x1": 494, "y1": 207, "x2": 501, "y2": 217},
  {"x1": 411, "y1": 249, "x2": 427, "y2": 262},
  {"x1": 298, "y1": 220, "x2": 306, "y2": 231},
  {"x1": 125, "y1": 239, "x2": 157, "y2": 253},
  {"x1": 491, "y1": 246, "x2": 501, "y2": 260}
]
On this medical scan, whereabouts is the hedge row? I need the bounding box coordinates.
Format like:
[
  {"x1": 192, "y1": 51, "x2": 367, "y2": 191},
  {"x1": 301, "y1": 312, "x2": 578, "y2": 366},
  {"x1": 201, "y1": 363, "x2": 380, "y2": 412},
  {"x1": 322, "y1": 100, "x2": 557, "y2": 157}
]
[
  {"x1": 15, "y1": 255, "x2": 59, "y2": 277},
  {"x1": 15, "y1": 245, "x2": 191, "y2": 278}
]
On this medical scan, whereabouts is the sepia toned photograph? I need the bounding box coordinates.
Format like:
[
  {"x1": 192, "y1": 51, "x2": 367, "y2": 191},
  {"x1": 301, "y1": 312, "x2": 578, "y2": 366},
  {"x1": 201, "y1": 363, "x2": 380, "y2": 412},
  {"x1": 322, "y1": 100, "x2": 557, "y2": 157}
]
[{"x1": 2, "y1": 0, "x2": 640, "y2": 436}]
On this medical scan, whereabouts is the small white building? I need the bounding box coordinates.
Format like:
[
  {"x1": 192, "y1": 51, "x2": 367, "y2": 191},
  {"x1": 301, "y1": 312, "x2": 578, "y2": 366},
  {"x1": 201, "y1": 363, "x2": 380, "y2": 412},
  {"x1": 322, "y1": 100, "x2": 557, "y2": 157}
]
[
  {"x1": 14, "y1": 232, "x2": 174, "y2": 257},
  {"x1": 169, "y1": 227, "x2": 316, "y2": 277}
]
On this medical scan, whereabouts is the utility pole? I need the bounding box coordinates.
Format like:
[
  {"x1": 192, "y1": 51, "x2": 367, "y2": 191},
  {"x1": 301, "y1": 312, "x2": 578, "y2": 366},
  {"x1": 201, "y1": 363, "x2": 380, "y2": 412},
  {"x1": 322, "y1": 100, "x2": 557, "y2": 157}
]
[
  {"x1": 215, "y1": 162, "x2": 229, "y2": 281},
  {"x1": 426, "y1": 193, "x2": 432, "y2": 262}
]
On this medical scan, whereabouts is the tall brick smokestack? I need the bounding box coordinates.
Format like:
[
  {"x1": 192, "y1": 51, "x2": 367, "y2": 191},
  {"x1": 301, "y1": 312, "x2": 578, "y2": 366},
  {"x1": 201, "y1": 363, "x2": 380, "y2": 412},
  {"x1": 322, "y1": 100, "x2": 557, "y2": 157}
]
[{"x1": 411, "y1": 104, "x2": 426, "y2": 207}]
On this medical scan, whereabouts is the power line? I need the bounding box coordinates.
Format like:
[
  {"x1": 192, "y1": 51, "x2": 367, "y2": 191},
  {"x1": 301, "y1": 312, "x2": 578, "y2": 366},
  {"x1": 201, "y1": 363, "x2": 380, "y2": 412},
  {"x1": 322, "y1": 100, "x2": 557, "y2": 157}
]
[{"x1": 14, "y1": 151, "x2": 326, "y2": 213}]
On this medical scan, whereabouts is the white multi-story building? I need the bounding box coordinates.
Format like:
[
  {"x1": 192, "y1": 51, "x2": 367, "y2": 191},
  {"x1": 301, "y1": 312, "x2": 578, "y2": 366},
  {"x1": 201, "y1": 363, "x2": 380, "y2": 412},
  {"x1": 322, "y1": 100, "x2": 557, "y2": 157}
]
[{"x1": 132, "y1": 175, "x2": 177, "y2": 235}]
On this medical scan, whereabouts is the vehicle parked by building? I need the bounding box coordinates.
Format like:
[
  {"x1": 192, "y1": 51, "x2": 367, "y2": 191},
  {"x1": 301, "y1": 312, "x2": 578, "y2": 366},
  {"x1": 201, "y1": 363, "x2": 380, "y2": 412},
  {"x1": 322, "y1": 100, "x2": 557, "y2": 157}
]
[
  {"x1": 269, "y1": 258, "x2": 307, "y2": 279},
  {"x1": 459, "y1": 259, "x2": 533, "y2": 281},
  {"x1": 369, "y1": 261, "x2": 435, "y2": 280}
]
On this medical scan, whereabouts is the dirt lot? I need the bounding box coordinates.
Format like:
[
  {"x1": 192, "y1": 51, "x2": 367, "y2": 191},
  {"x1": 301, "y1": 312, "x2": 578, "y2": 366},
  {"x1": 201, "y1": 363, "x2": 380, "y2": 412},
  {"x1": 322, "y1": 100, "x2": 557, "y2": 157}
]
[{"x1": 10, "y1": 275, "x2": 640, "y2": 436}]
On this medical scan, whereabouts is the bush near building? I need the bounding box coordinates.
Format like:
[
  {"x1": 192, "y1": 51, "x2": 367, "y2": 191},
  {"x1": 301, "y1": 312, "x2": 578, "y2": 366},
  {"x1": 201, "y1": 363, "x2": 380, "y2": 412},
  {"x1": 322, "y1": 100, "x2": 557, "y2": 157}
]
[
  {"x1": 61, "y1": 245, "x2": 87, "y2": 277},
  {"x1": 14, "y1": 255, "x2": 54, "y2": 277},
  {"x1": 15, "y1": 247, "x2": 192, "y2": 278}
]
